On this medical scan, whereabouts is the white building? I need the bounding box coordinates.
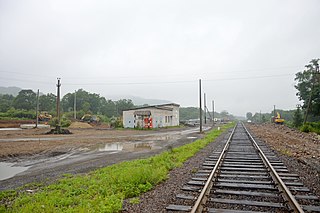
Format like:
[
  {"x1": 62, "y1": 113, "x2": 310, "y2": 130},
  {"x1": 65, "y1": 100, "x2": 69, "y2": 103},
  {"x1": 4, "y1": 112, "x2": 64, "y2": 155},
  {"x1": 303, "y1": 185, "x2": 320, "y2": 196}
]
[{"x1": 123, "y1": 103, "x2": 180, "y2": 128}]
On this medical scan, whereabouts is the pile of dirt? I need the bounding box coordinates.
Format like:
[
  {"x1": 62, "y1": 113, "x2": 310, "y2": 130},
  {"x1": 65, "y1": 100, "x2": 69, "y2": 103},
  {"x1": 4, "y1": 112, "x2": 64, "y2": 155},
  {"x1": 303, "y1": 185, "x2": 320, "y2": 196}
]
[
  {"x1": 0, "y1": 120, "x2": 34, "y2": 128},
  {"x1": 69, "y1": 122, "x2": 93, "y2": 128},
  {"x1": 46, "y1": 128, "x2": 72, "y2": 134},
  {"x1": 248, "y1": 123, "x2": 320, "y2": 196}
]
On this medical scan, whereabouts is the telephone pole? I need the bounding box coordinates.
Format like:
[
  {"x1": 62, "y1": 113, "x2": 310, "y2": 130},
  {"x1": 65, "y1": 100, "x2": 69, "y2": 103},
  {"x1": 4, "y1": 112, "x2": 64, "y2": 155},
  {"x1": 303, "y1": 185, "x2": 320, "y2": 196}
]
[
  {"x1": 74, "y1": 90, "x2": 77, "y2": 119},
  {"x1": 35, "y1": 89, "x2": 39, "y2": 128},
  {"x1": 56, "y1": 78, "x2": 61, "y2": 131},
  {"x1": 212, "y1": 100, "x2": 214, "y2": 126},
  {"x1": 204, "y1": 93, "x2": 207, "y2": 124},
  {"x1": 199, "y1": 79, "x2": 202, "y2": 133}
]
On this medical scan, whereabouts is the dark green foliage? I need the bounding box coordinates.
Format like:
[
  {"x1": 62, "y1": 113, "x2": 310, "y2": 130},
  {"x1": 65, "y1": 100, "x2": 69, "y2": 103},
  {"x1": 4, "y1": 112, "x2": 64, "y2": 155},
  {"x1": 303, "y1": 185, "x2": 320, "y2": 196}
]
[
  {"x1": 13, "y1": 90, "x2": 36, "y2": 110},
  {"x1": 0, "y1": 88, "x2": 135, "y2": 121},
  {"x1": 0, "y1": 94, "x2": 14, "y2": 112},
  {"x1": 300, "y1": 122, "x2": 320, "y2": 134},
  {"x1": 61, "y1": 89, "x2": 134, "y2": 117},
  {"x1": 295, "y1": 59, "x2": 320, "y2": 119},
  {"x1": 100, "y1": 100, "x2": 117, "y2": 117},
  {"x1": 49, "y1": 117, "x2": 72, "y2": 127},
  {"x1": 179, "y1": 107, "x2": 200, "y2": 121},
  {"x1": 246, "y1": 112, "x2": 253, "y2": 120},
  {"x1": 114, "y1": 99, "x2": 134, "y2": 116},
  {"x1": 39, "y1": 93, "x2": 56, "y2": 112},
  {"x1": 0, "y1": 108, "x2": 35, "y2": 119},
  {"x1": 293, "y1": 106, "x2": 303, "y2": 128}
]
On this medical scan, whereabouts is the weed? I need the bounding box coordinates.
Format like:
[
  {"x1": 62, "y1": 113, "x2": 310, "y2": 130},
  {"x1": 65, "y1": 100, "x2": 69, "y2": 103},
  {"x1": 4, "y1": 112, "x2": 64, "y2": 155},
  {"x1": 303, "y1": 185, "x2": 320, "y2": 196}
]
[
  {"x1": 129, "y1": 197, "x2": 140, "y2": 204},
  {"x1": 280, "y1": 149, "x2": 292, "y2": 156}
]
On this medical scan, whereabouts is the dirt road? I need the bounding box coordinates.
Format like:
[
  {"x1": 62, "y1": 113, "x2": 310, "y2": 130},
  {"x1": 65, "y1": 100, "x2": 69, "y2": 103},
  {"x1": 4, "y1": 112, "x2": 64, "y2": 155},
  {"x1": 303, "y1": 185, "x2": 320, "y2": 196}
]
[{"x1": 0, "y1": 125, "x2": 209, "y2": 191}]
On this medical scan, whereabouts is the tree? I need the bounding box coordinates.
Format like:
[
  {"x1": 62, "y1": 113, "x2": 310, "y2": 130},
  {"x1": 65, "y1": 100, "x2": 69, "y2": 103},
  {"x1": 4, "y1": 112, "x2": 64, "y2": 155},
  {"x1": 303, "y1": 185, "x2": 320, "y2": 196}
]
[
  {"x1": 100, "y1": 99, "x2": 117, "y2": 117},
  {"x1": 293, "y1": 105, "x2": 303, "y2": 128},
  {"x1": 179, "y1": 107, "x2": 201, "y2": 120},
  {"x1": 261, "y1": 114, "x2": 267, "y2": 123},
  {"x1": 39, "y1": 93, "x2": 56, "y2": 112},
  {"x1": 246, "y1": 112, "x2": 253, "y2": 120},
  {"x1": 115, "y1": 99, "x2": 134, "y2": 116},
  {"x1": 295, "y1": 59, "x2": 320, "y2": 120},
  {"x1": 0, "y1": 94, "x2": 14, "y2": 112},
  {"x1": 13, "y1": 89, "x2": 36, "y2": 110},
  {"x1": 61, "y1": 89, "x2": 102, "y2": 114}
]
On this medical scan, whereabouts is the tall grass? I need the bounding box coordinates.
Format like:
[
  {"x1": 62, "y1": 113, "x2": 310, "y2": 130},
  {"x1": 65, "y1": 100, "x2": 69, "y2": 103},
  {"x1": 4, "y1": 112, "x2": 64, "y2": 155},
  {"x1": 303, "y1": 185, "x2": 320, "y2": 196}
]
[{"x1": 0, "y1": 123, "x2": 234, "y2": 213}]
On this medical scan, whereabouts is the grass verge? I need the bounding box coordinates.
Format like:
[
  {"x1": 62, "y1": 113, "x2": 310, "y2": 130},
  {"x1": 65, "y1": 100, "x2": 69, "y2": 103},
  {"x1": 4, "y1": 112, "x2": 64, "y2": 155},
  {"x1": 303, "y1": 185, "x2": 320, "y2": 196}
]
[{"x1": 0, "y1": 122, "x2": 234, "y2": 213}]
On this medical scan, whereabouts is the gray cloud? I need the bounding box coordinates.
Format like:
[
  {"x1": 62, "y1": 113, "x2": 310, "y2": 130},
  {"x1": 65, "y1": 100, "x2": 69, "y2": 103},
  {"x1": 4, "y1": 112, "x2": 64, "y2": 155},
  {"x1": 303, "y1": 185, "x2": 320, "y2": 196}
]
[{"x1": 1, "y1": 0, "x2": 319, "y2": 116}]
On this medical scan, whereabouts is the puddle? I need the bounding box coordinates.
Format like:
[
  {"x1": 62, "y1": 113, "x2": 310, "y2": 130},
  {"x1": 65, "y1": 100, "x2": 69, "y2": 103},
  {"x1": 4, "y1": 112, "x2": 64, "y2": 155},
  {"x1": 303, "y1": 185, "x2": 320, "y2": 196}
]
[
  {"x1": 99, "y1": 142, "x2": 156, "y2": 152},
  {"x1": 187, "y1": 136, "x2": 197, "y2": 139},
  {"x1": 0, "y1": 162, "x2": 30, "y2": 181},
  {"x1": 124, "y1": 142, "x2": 153, "y2": 151},
  {"x1": 99, "y1": 143, "x2": 123, "y2": 151},
  {"x1": 0, "y1": 128, "x2": 22, "y2": 131},
  {"x1": 0, "y1": 137, "x2": 66, "y2": 142}
]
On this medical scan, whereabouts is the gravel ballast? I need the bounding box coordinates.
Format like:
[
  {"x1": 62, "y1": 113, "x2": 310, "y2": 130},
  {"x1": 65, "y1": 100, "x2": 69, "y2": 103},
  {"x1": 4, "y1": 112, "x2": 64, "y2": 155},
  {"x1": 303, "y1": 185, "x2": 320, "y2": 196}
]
[{"x1": 122, "y1": 124, "x2": 320, "y2": 212}]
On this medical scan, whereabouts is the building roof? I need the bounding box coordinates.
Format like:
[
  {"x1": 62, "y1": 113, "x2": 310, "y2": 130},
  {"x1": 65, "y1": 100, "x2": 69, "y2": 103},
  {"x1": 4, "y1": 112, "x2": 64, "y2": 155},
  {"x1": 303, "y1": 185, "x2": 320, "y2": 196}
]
[{"x1": 123, "y1": 103, "x2": 180, "y2": 112}]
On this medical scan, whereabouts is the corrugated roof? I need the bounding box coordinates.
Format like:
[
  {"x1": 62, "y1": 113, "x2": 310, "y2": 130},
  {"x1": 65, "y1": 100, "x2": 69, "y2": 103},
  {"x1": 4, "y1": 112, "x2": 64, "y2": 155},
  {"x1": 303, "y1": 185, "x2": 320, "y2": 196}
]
[{"x1": 123, "y1": 103, "x2": 179, "y2": 112}]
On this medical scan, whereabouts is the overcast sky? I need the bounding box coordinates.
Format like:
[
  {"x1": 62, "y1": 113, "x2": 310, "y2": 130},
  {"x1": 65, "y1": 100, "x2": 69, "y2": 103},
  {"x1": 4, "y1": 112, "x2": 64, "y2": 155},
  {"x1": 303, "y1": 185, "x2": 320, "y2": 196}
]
[{"x1": 0, "y1": 0, "x2": 319, "y2": 116}]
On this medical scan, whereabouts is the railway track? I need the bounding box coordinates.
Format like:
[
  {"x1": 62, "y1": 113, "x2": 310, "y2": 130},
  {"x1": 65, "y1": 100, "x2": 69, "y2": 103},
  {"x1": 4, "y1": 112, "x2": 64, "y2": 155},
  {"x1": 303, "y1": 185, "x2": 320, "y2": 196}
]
[{"x1": 166, "y1": 123, "x2": 320, "y2": 212}]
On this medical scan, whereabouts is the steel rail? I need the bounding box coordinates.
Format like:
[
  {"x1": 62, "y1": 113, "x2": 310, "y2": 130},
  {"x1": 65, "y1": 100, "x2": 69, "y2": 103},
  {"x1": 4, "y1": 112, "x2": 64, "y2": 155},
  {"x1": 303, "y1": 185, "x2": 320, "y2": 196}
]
[
  {"x1": 242, "y1": 122, "x2": 304, "y2": 213},
  {"x1": 190, "y1": 123, "x2": 237, "y2": 213}
]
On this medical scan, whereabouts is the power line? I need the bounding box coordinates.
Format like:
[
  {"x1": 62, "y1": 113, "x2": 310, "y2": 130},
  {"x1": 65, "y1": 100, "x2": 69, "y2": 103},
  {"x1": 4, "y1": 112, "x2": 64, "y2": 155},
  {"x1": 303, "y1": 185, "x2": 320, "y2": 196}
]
[
  {"x1": 0, "y1": 73, "x2": 295, "y2": 87},
  {"x1": 0, "y1": 65, "x2": 300, "y2": 81},
  {"x1": 204, "y1": 73, "x2": 294, "y2": 82}
]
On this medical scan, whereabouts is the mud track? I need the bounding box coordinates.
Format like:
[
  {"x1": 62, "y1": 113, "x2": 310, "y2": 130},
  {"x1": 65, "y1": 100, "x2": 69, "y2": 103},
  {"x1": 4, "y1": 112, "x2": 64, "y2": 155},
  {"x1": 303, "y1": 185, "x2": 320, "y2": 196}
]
[{"x1": 0, "y1": 126, "x2": 209, "y2": 191}]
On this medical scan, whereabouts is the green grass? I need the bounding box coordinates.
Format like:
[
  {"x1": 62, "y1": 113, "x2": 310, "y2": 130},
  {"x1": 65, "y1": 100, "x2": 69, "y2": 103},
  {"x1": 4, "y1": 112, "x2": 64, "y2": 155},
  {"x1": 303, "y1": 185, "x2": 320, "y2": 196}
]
[{"x1": 0, "y1": 122, "x2": 234, "y2": 213}]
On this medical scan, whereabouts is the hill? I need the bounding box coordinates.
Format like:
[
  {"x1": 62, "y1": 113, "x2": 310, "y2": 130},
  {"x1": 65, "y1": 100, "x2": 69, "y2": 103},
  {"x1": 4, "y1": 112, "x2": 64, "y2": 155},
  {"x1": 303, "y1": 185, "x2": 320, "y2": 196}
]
[{"x1": 0, "y1": 86, "x2": 22, "y2": 96}]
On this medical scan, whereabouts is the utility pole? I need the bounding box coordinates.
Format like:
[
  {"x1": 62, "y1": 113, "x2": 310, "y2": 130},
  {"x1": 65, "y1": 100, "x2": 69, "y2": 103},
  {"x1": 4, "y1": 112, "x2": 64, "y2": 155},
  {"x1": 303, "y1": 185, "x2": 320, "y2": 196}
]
[
  {"x1": 74, "y1": 90, "x2": 77, "y2": 119},
  {"x1": 199, "y1": 79, "x2": 202, "y2": 133},
  {"x1": 56, "y1": 78, "x2": 61, "y2": 131},
  {"x1": 273, "y1": 105, "x2": 276, "y2": 121},
  {"x1": 212, "y1": 100, "x2": 214, "y2": 126},
  {"x1": 204, "y1": 93, "x2": 207, "y2": 124},
  {"x1": 35, "y1": 89, "x2": 39, "y2": 128},
  {"x1": 260, "y1": 110, "x2": 262, "y2": 123},
  {"x1": 304, "y1": 62, "x2": 319, "y2": 124}
]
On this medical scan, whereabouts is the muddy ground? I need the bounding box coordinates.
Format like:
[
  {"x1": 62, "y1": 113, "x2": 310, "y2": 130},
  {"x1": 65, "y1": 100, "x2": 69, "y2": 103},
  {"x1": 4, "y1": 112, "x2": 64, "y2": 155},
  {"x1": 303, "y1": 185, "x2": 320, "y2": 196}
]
[
  {"x1": 0, "y1": 126, "x2": 183, "y2": 159},
  {"x1": 1, "y1": 121, "x2": 320, "y2": 212},
  {"x1": 0, "y1": 121, "x2": 209, "y2": 191}
]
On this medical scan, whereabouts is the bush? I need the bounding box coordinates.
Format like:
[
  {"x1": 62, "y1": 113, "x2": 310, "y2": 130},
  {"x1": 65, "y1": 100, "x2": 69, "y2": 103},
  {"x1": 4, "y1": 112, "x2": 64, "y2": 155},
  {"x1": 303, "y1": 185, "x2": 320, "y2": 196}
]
[
  {"x1": 110, "y1": 117, "x2": 123, "y2": 128},
  {"x1": 49, "y1": 117, "x2": 72, "y2": 128},
  {"x1": 0, "y1": 108, "x2": 35, "y2": 119},
  {"x1": 300, "y1": 122, "x2": 320, "y2": 134}
]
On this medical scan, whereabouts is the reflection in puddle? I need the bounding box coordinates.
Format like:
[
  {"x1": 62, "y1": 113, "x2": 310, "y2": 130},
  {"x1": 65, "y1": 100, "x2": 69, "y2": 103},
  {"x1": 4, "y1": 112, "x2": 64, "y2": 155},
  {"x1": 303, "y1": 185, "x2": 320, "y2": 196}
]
[
  {"x1": 99, "y1": 142, "x2": 155, "y2": 152},
  {"x1": 187, "y1": 136, "x2": 197, "y2": 139},
  {"x1": 0, "y1": 128, "x2": 22, "y2": 131},
  {"x1": 99, "y1": 143, "x2": 123, "y2": 151},
  {"x1": 126, "y1": 143, "x2": 152, "y2": 151},
  {"x1": 0, "y1": 162, "x2": 30, "y2": 180}
]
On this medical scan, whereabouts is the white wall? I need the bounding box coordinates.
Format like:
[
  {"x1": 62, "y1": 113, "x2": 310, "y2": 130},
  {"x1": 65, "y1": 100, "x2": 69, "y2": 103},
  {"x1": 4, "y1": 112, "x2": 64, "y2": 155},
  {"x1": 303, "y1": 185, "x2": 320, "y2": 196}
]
[{"x1": 123, "y1": 105, "x2": 180, "y2": 128}]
